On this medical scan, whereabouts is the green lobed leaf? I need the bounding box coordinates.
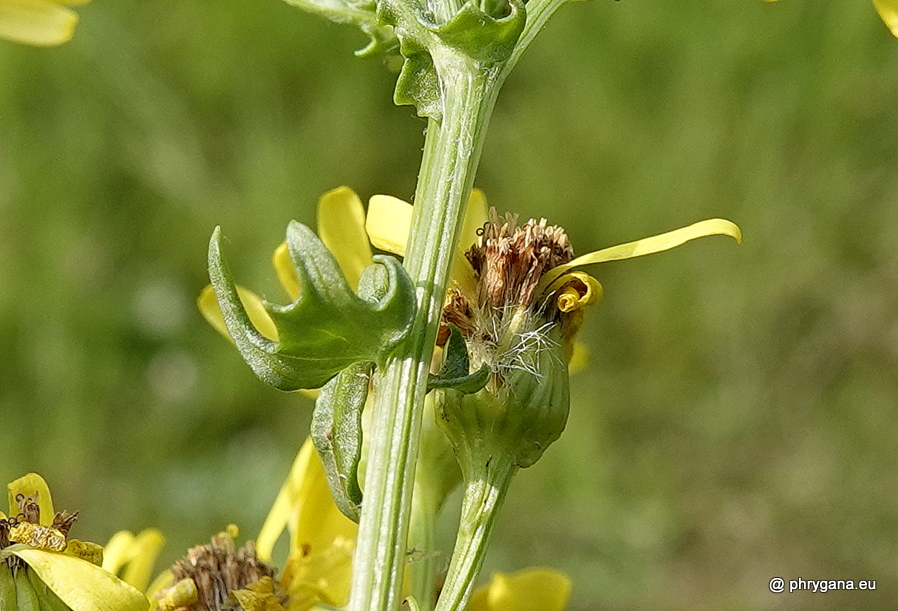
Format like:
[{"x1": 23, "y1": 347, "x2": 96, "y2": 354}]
[
  {"x1": 208, "y1": 222, "x2": 416, "y2": 391},
  {"x1": 311, "y1": 361, "x2": 372, "y2": 523},
  {"x1": 391, "y1": 36, "x2": 442, "y2": 119},
  {"x1": 428, "y1": 324, "x2": 490, "y2": 394}
]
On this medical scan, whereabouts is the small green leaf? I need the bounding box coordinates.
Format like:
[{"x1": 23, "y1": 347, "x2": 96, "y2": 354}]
[
  {"x1": 434, "y1": 0, "x2": 525, "y2": 64},
  {"x1": 208, "y1": 222, "x2": 416, "y2": 391},
  {"x1": 312, "y1": 361, "x2": 372, "y2": 523},
  {"x1": 392, "y1": 38, "x2": 441, "y2": 119},
  {"x1": 382, "y1": 0, "x2": 525, "y2": 118},
  {"x1": 428, "y1": 325, "x2": 490, "y2": 394}
]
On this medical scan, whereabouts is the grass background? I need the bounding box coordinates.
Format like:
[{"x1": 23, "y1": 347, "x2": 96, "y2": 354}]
[{"x1": 2, "y1": 0, "x2": 898, "y2": 609}]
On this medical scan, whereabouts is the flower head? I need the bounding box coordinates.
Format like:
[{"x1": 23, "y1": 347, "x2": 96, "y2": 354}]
[
  {"x1": 365, "y1": 191, "x2": 741, "y2": 369},
  {"x1": 152, "y1": 525, "x2": 284, "y2": 611},
  {"x1": 367, "y1": 191, "x2": 740, "y2": 469},
  {"x1": 0, "y1": 473, "x2": 149, "y2": 611},
  {"x1": 0, "y1": 0, "x2": 89, "y2": 46}
]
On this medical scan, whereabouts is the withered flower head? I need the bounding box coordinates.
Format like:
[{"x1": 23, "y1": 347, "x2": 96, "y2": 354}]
[
  {"x1": 442, "y1": 210, "x2": 589, "y2": 389},
  {"x1": 0, "y1": 474, "x2": 146, "y2": 611},
  {"x1": 466, "y1": 210, "x2": 574, "y2": 314},
  {"x1": 157, "y1": 527, "x2": 284, "y2": 611},
  {"x1": 2, "y1": 486, "x2": 83, "y2": 569}
]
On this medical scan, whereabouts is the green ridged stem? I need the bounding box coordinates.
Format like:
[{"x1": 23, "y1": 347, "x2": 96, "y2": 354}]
[
  {"x1": 433, "y1": 456, "x2": 517, "y2": 611},
  {"x1": 347, "y1": 57, "x2": 504, "y2": 611},
  {"x1": 347, "y1": 0, "x2": 580, "y2": 607}
]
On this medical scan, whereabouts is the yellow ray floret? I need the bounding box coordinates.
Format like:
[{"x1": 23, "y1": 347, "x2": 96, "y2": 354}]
[
  {"x1": 0, "y1": 0, "x2": 88, "y2": 46},
  {"x1": 537, "y1": 218, "x2": 742, "y2": 298}
]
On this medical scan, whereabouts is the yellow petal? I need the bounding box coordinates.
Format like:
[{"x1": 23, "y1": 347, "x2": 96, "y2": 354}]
[
  {"x1": 198, "y1": 284, "x2": 279, "y2": 342},
  {"x1": 145, "y1": 570, "x2": 174, "y2": 611},
  {"x1": 8, "y1": 473, "x2": 54, "y2": 526},
  {"x1": 121, "y1": 529, "x2": 165, "y2": 593},
  {"x1": 449, "y1": 189, "x2": 489, "y2": 296},
  {"x1": 273, "y1": 242, "x2": 301, "y2": 301},
  {"x1": 101, "y1": 531, "x2": 135, "y2": 576},
  {"x1": 232, "y1": 577, "x2": 288, "y2": 611},
  {"x1": 467, "y1": 585, "x2": 491, "y2": 611},
  {"x1": 873, "y1": 0, "x2": 898, "y2": 36},
  {"x1": 458, "y1": 189, "x2": 489, "y2": 251},
  {"x1": 103, "y1": 530, "x2": 167, "y2": 593},
  {"x1": 281, "y1": 536, "x2": 354, "y2": 610},
  {"x1": 554, "y1": 271, "x2": 602, "y2": 313},
  {"x1": 64, "y1": 539, "x2": 104, "y2": 566},
  {"x1": 154, "y1": 577, "x2": 197, "y2": 611},
  {"x1": 473, "y1": 568, "x2": 571, "y2": 611},
  {"x1": 10, "y1": 546, "x2": 149, "y2": 611},
  {"x1": 317, "y1": 187, "x2": 374, "y2": 291},
  {"x1": 567, "y1": 342, "x2": 589, "y2": 375},
  {"x1": 256, "y1": 438, "x2": 357, "y2": 563},
  {"x1": 0, "y1": 0, "x2": 83, "y2": 46},
  {"x1": 538, "y1": 218, "x2": 742, "y2": 295},
  {"x1": 365, "y1": 195, "x2": 413, "y2": 256}
]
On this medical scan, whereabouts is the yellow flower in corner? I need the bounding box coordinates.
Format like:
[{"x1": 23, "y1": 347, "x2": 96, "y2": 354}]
[
  {"x1": 468, "y1": 568, "x2": 572, "y2": 611},
  {"x1": 873, "y1": 0, "x2": 898, "y2": 36},
  {"x1": 0, "y1": 473, "x2": 149, "y2": 611},
  {"x1": 0, "y1": 0, "x2": 88, "y2": 46},
  {"x1": 765, "y1": 0, "x2": 898, "y2": 38},
  {"x1": 257, "y1": 437, "x2": 358, "y2": 610}
]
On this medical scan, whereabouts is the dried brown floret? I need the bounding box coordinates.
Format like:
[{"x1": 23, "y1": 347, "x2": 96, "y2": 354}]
[
  {"x1": 465, "y1": 210, "x2": 574, "y2": 313},
  {"x1": 161, "y1": 530, "x2": 283, "y2": 611}
]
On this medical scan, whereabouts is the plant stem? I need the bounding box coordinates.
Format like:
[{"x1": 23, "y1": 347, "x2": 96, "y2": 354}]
[
  {"x1": 348, "y1": 57, "x2": 504, "y2": 611},
  {"x1": 433, "y1": 456, "x2": 517, "y2": 611}
]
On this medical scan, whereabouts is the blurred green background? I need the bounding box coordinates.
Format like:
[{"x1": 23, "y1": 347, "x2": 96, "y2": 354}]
[{"x1": 2, "y1": 0, "x2": 897, "y2": 608}]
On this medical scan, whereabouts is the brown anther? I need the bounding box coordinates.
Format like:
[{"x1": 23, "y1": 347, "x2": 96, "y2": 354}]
[
  {"x1": 0, "y1": 518, "x2": 9, "y2": 549},
  {"x1": 441, "y1": 289, "x2": 476, "y2": 342},
  {"x1": 51, "y1": 511, "x2": 79, "y2": 536},
  {"x1": 15, "y1": 493, "x2": 41, "y2": 524}
]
